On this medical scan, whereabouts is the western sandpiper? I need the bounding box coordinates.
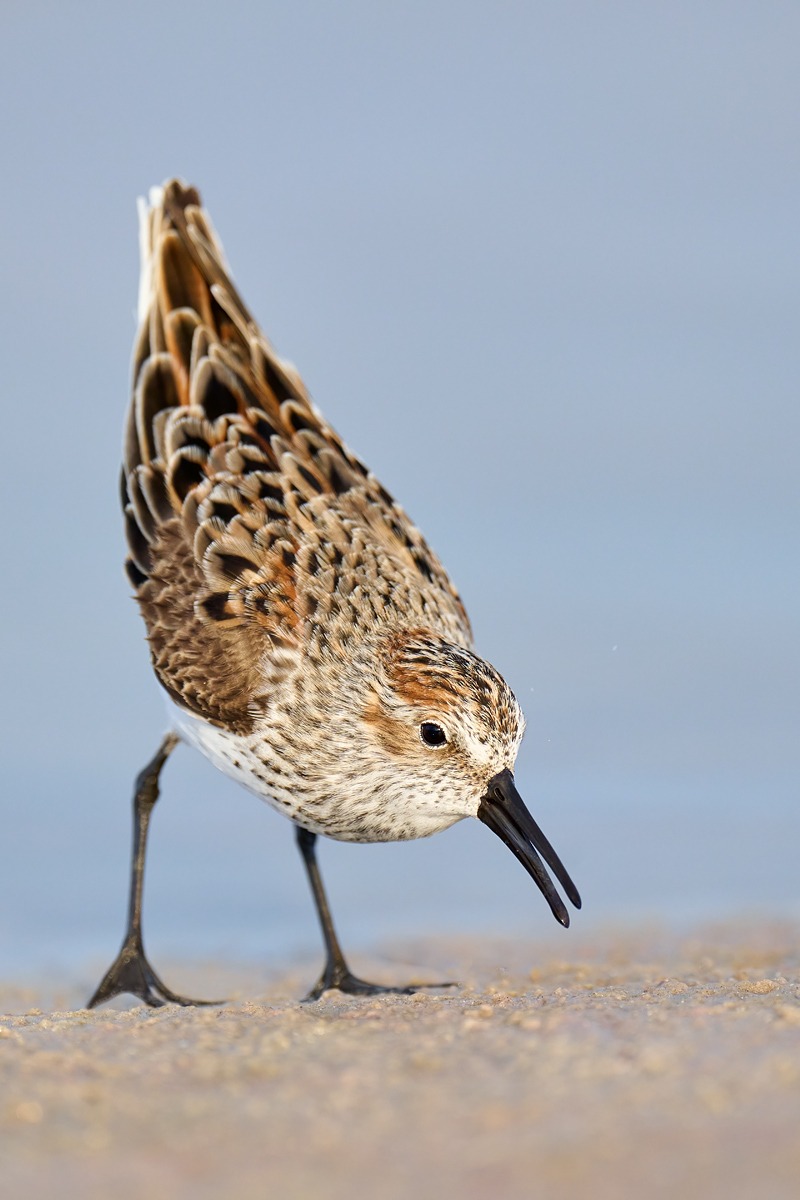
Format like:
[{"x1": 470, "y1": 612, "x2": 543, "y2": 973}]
[{"x1": 89, "y1": 180, "x2": 580, "y2": 1007}]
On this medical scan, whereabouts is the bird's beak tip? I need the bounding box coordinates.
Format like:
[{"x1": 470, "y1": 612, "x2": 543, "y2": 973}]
[{"x1": 479, "y1": 769, "x2": 581, "y2": 926}]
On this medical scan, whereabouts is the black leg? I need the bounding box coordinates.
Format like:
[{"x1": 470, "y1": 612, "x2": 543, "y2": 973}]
[
  {"x1": 295, "y1": 825, "x2": 457, "y2": 1001},
  {"x1": 87, "y1": 733, "x2": 223, "y2": 1009}
]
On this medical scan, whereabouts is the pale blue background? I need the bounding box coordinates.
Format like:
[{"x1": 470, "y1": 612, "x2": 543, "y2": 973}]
[{"x1": 1, "y1": 2, "x2": 797, "y2": 981}]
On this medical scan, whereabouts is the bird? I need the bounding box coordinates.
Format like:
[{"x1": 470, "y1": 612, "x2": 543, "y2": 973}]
[{"x1": 88, "y1": 179, "x2": 581, "y2": 1008}]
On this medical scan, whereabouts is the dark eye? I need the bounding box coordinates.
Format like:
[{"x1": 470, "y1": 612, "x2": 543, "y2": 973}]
[{"x1": 420, "y1": 721, "x2": 447, "y2": 748}]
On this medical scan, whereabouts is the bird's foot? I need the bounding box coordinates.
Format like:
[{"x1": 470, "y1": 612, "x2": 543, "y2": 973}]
[
  {"x1": 302, "y1": 962, "x2": 458, "y2": 1002},
  {"x1": 87, "y1": 939, "x2": 224, "y2": 1009}
]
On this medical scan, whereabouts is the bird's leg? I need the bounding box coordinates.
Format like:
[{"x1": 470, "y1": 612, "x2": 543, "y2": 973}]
[
  {"x1": 295, "y1": 826, "x2": 457, "y2": 1001},
  {"x1": 87, "y1": 733, "x2": 222, "y2": 1009}
]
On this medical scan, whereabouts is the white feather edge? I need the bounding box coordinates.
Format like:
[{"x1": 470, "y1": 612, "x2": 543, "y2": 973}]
[{"x1": 136, "y1": 185, "x2": 164, "y2": 323}]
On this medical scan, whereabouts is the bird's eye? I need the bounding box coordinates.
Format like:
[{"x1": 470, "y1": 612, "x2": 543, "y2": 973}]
[{"x1": 420, "y1": 721, "x2": 447, "y2": 748}]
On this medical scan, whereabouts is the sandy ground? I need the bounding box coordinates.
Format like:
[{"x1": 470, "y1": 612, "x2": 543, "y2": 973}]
[{"x1": 1, "y1": 922, "x2": 799, "y2": 1200}]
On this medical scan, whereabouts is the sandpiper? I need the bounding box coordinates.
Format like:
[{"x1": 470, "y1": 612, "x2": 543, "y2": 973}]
[{"x1": 88, "y1": 180, "x2": 581, "y2": 1008}]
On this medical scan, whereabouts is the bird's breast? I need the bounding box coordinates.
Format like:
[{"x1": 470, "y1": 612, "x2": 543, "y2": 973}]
[{"x1": 163, "y1": 691, "x2": 466, "y2": 843}]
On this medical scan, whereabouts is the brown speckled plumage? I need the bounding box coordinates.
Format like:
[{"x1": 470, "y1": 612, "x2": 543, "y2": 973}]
[
  {"x1": 89, "y1": 180, "x2": 580, "y2": 1008},
  {"x1": 123, "y1": 180, "x2": 469, "y2": 736}
]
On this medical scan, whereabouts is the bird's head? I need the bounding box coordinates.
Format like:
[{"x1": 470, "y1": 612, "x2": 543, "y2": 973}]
[{"x1": 361, "y1": 628, "x2": 581, "y2": 926}]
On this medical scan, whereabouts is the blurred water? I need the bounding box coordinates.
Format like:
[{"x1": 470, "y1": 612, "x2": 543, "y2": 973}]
[
  {"x1": 2, "y1": 745, "x2": 797, "y2": 979},
  {"x1": 0, "y1": 2, "x2": 798, "y2": 981}
]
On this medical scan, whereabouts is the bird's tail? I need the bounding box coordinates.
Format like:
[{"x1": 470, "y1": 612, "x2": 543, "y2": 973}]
[
  {"x1": 122, "y1": 179, "x2": 312, "y2": 589},
  {"x1": 132, "y1": 178, "x2": 308, "y2": 412}
]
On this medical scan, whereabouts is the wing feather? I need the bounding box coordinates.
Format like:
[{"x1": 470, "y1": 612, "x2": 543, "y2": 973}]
[{"x1": 122, "y1": 179, "x2": 469, "y2": 729}]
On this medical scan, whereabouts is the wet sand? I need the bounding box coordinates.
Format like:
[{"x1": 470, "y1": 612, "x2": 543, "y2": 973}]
[{"x1": 1, "y1": 921, "x2": 799, "y2": 1199}]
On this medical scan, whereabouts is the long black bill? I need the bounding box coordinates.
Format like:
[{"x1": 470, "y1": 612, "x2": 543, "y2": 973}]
[{"x1": 477, "y1": 768, "x2": 582, "y2": 928}]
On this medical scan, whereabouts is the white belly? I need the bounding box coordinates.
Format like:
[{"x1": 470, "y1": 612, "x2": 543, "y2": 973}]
[{"x1": 164, "y1": 694, "x2": 279, "y2": 803}]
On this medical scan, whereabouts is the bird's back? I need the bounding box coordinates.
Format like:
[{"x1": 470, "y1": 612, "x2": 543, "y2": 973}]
[{"x1": 123, "y1": 180, "x2": 471, "y2": 735}]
